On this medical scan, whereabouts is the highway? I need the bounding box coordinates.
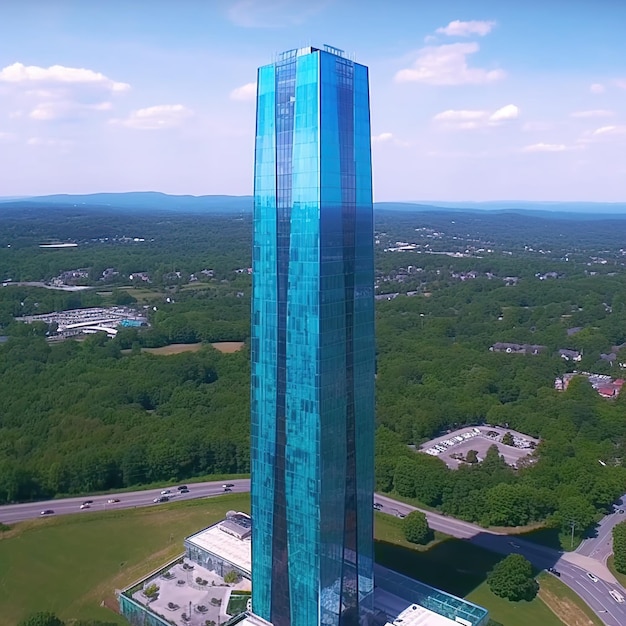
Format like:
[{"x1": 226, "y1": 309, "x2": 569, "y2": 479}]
[{"x1": 2, "y1": 481, "x2": 626, "y2": 624}]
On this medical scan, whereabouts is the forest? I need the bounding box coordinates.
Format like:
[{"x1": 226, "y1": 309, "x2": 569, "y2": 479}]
[{"x1": 2, "y1": 205, "x2": 626, "y2": 538}]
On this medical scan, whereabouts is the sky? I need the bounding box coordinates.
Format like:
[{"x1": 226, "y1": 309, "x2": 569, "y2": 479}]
[{"x1": 0, "y1": 0, "x2": 625, "y2": 202}]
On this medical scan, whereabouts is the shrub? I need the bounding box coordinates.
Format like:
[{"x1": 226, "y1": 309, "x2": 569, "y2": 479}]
[{"x1": 402, "y1": 510, "x2": 433, "y2": 545}]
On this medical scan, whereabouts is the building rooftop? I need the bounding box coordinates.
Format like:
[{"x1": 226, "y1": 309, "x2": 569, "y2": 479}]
[{"x1": 185, "y1": 515, "x2": 252, "y2": 574}]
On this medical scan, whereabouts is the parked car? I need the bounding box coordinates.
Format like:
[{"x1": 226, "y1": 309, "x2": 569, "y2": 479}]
[
  {"x1": 547, "y1": 567, "x2": 561, "y2": 577},
  {"x1": 40, "y1": 509, "x2": 54, "y2": 515},
  {"x1": 107, "y1": 498, "x2": 120, "y2": 504}
]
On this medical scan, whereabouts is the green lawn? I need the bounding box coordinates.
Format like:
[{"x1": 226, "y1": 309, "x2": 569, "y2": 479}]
[
  {"x1": 1, "y1": 497, "x2": 598, "y2": 626},
  {"x1": 607, "y1": 555, "x2": 626, "y2": 588},
  {"x1": 468, "y1": 582, "x2": 563, "y2": 626},
  {"x1": 0, "y1": 494, "x2": 250, "y2": 626}
]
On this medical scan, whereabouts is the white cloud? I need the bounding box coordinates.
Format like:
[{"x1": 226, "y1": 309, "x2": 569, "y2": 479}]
[
  {"x1": 570, "y1": 109, "x2": 614, "y2": 118},
  {"x1": 0, "y1": 131, "x2": 16, "y2": 142},
  {"x1": 590, "y1": 83, "x2": 605, "y2": 94},
  {"x1": 110, "y1": 104, "x2": 193, "y2": 130},
  {"x1": 435, "y1": 20, "x2": 496, "y2": 37},
  {"x1": 230, "y1": 82, "x2": 257, "y2": 101},
  {"x1": 433, "y1": 109, "x2": 487, "y2": 122},
  {"x1": 226, "y1": 0, "x2": 327, "y2": 27},
  {"x1": 0, "y1": 62, "x2": 127, "y2": 124},
  {"x1": 395, "y1": 43, "x2": 505, "y2": 85},
  {"x1": 0, "y1": 62, "x2": 129, "y2": 92},
  {"x1": 489, "y1": 104, "x2": 519, "y2": 123},
  {"x1": 613, "y1": 79, "x2": 626, "y2": 90},
  {"x1": 372, "y1": 132, "x2": 394, "y2": 143},
  {"x1": 522, "y1": 143, "x2": 569, "y2": 153},
  {"x1": 593, "y1": 125, "x2": 626, "y2": 136},
  {"x1": 29, "y1": 100, "x2": 112, "y2": 121},
  {"x1": 433, "y1": 104, "x2": 518, "y2": 129}
]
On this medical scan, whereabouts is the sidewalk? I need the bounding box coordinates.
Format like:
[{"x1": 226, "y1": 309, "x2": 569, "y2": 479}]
[{"x1": 561, "y1": 551, "x2": 619, "y2": 584}]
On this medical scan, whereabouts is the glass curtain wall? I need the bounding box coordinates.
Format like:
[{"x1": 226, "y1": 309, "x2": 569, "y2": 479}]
[{"x1": 251, "y1": 46, "x2": 375, "y2": 626}]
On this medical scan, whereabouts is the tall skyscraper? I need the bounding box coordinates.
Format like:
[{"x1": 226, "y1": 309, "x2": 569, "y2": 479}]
[{"x1": 250, "y1": 45, "x2": 376, "y2": 626}]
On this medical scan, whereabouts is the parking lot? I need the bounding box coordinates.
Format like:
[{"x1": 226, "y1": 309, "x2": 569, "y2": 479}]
[{"x1": 418, "y1": 425, "x2": 539, "y2": 469}]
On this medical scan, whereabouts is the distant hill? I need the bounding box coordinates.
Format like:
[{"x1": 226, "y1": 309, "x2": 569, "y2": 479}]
[
  {"x1": 1, "y1": 193, "x2": 625, "y2": 218},
  {"x1": 0, "y1": 192, "x2": 254, "y2": 213}
]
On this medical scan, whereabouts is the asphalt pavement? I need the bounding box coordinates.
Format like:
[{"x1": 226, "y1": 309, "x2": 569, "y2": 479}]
[{"x1": 3, "y1": 482, "x2": 626, "y2": 624}]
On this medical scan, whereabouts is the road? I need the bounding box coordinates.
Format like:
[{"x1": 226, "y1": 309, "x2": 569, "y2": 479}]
[
  {"x1": 578, "y1": 496, "x2": 626, "y2": 563},
  {"x1": 0, "y1": 478, "x2": 251, "y2": 524},
  {"x1": 374, "y1": 494, "x2": 626, "y2": 626},
  {"x1": 2, "y1": 482, "x2": 626, "y2": 624}
]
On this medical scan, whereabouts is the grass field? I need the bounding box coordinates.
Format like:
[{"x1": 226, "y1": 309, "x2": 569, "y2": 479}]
[
  {"x1": 537, "y1": 572, "x2": 603, "y2": 626},
  {"x1": 0, "y1": 495, "x2": 250, "y2": 626},
  {"x1": 1, "y1": 497, "x2": 597, "y2": 626}
]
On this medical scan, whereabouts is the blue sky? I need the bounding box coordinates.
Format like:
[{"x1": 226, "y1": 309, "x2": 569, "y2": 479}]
[{"x1": 1, "y1": 0, "x2": 625, "y2": 201}]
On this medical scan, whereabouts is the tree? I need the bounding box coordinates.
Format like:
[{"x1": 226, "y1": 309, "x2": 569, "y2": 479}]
[
  {"x1": 502, "y1": 432, "x2": 514, "y2": 446},
  {"x1": 18, "y1": 613, "x2": 64, "y2": 626},
  {"x1": 487, "y1": 554, "x2": 538, "y2": 601},
  {"x1": 555, "y1": 496, "x2": 597, "y2": 544},
  {"x1": 613, "y1": 521, "x2": 626, "y2": 574},
  {"x1": 403, "y1": 510, "x2": 433, "y2": 545},
  {"x1": 466, "y1": 449, "x2": 478, "y2": 464}
]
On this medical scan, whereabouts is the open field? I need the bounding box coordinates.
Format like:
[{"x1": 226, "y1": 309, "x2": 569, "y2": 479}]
[
  {"x1": 0, "y1": 494, "x2": 251, "y2": 626},
  {"x1": 537, "y1": 572, "x2": 603, "y2": 626},
  {"x1": 0, "y1": 497, "x2": 586, "y2": 626},
  {"x1": 134, "y1": 343, "x2": 205, "y2": 355},
  {"x1": 211, "y1": 341, "x2": 245, "y2": 353},
  {"x1": 468, "y1": 582, "x2": 563, "y2": 626}
]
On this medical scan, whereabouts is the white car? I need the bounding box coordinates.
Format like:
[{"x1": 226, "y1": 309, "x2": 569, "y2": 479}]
[
  {"x1": 586, "y1": 572, "x2": 599, "y2": 583},
  {"x1": 80, "y1": 503, "x2": 90, "y2": 510},
  {"x1": 160, "y1": 489, "x2": 171, "y2": 495}
]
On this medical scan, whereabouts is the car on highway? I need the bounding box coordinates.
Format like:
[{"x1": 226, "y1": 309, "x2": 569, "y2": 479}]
[
  {"x1": 619, "y1": 509, "x2": 624, "y2": 514},
  {"x1": 82, "y1": 500, "x2": 94, "y2": 505},
  {"x1": 373, "y1": 502, "x2": 383, "y2": 510},
  {"x1": 79, "y1": 503, "x2": 90, "y2": 510},
  {"x1": 223, "y1": 483, "x2": 235, "y2": 488},
  {"x1": 177, "y1": 485, "x2": 188, "y2": 491},
  {"x1": 397, "y1": 513, "x2": 406, "y2": 519},
  {"x1": 586, "y1": 572, "x2": 599, "y2": 583},
  {"x1": 509, "y1": 541, "x2": 520, "y2": 549},
  {"x1": 610, "y1": 589, "x2": 625, "y2": 603},
  {"x1": 547, "y1": 567, "x2": 561, "y2": 577},
  {"x1": 160, "y1": 489, "x2": 171, "y2": 495},
  {"x1": 153, "y1": 496, "x2": 169, "y2": 503},
  {"x1": 40, "y1": 509, "x2": 54, "y2": 515},
  {"x1": 179, "y1": 488, "x2": 190, "y2": 494},
  {"x1": 223, "y1": 487, "x2": 232, "y2": 492},
  {"x1": 107, "y1": 498, "x2": 120, "y2": 504}
]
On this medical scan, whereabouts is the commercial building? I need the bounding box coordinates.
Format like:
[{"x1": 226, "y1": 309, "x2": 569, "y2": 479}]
[{"x1": 250, "y1": 44, "x2": 376, "y2": 626}]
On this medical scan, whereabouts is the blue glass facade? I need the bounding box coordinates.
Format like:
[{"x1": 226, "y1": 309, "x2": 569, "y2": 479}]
[{"x1": 251, "y1": 46, "x2": 375, "y2": 626}]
